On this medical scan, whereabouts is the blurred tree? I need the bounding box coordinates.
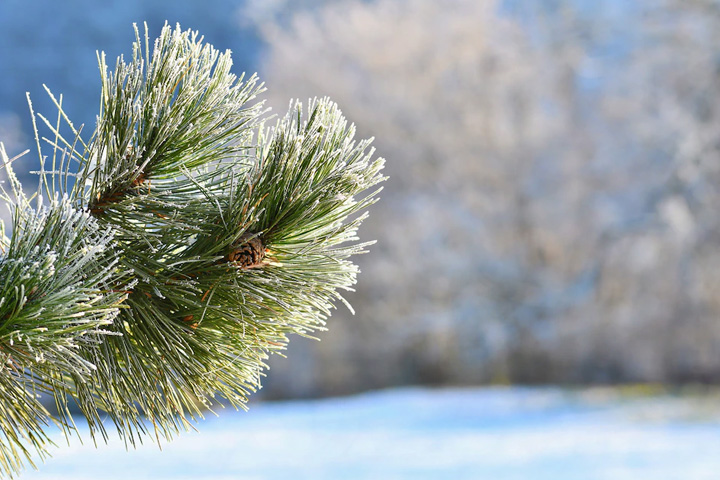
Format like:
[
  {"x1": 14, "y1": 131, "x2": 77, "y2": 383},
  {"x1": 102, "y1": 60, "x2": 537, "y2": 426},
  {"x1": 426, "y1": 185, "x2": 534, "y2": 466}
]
[
  {"x1": 590, "y1": 0, "x2": 720, "y2": 382},
  {"x1": 255, "y1": 0, "x2": 720, "y2": 394},
  {"x1": 255, "y1": 0, "x2": 607, "y2": 392}
]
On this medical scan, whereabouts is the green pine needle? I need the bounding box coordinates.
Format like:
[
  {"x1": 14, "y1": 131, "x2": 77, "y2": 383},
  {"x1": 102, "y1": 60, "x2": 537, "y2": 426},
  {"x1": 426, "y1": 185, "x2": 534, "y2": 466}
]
[{"x1": 0, "y1": 22, "x2": 384, "y2": 478}]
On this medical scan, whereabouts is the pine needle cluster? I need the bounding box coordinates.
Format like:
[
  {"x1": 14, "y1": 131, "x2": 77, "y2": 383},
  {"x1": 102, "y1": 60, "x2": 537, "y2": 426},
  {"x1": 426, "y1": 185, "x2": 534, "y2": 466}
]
[{"x1": 0, "y1": 23, "x2": 384, "y2": 478}]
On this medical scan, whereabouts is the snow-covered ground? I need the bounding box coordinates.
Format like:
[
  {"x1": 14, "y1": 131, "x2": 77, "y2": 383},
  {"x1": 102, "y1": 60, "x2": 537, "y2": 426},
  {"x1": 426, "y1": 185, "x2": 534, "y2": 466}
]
[{"x1": 21, "y1": 387, "x2": 720, "y2": 480}]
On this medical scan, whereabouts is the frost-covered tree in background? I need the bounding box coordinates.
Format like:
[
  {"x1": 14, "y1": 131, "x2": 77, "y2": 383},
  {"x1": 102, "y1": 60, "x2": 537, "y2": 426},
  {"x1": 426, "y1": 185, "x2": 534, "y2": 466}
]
[
  {"x1": 255, "y1": 0, "x2": 600, "y2": 389},
  {"x1": 0, "y1": 23, "x2": 384, "y2": 477},
  {"x1": 252, "y1": 0, "x2": 720, "y2": 390}
]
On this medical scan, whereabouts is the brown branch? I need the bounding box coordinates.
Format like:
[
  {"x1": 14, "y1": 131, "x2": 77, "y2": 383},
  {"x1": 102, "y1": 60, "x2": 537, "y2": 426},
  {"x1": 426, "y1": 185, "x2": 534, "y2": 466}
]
[{"x1": 88, "y1": 147, "x2": 147, "y2": 215}]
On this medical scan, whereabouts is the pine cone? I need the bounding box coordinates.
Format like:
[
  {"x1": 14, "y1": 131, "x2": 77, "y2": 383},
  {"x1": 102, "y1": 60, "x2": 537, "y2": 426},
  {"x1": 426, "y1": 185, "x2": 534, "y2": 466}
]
[{"x1": 227, "y1": 233, "x2": 266, "y2": 268}]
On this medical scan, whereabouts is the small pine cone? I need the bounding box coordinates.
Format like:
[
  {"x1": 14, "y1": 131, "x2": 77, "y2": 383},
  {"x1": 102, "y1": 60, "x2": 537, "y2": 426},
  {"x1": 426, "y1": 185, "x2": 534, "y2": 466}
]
[{"x1": 228, "y1": 233, "x2": 266, "y2": 268}]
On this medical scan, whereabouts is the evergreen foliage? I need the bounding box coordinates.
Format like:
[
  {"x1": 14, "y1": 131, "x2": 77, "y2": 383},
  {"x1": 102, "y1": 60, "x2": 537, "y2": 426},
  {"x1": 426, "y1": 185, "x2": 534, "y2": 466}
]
[{"x1": 0, "y1": 23, "x2": 384, "y2": 478}]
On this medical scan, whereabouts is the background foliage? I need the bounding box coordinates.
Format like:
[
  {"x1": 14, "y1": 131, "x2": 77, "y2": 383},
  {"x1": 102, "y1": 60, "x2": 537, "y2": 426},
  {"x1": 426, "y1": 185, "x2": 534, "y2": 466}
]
[{"x1": 253, "y1": 0, "x2": 720, "y2": 395}]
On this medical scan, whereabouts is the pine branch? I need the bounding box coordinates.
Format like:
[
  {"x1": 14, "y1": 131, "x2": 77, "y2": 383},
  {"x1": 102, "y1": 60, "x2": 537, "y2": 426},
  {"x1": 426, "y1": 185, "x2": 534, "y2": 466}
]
[
  {"x1": 0, "y1": 146, "x2": 130, "y2": 477},
  {"x1": 0, "y1": 22, "x2": 385, "y2": 478}
]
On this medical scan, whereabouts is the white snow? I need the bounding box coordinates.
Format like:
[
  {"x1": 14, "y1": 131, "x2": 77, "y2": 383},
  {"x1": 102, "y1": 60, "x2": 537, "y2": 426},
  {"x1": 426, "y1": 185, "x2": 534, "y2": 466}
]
[{"x1": 20, "y1": 387, "x2": 720, "y2": 480}]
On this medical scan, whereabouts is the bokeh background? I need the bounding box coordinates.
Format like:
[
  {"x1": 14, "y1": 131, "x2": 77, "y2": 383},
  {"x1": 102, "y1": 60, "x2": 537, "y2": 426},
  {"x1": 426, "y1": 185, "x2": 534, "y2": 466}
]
[
  {"x1": 4, "y1": 1, "x2": 720, "y2": 477},
  {"x1": 7, "y1": 0, "x2": 720, "y2": 480}
]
